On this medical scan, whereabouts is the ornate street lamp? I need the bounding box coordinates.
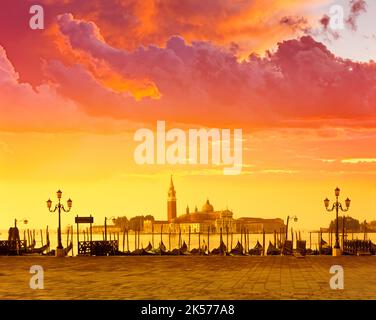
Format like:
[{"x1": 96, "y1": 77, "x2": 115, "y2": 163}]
[
  {"x1": 47, "y1": 190, "x2": 72, "y2": 254},
  {"x1": 324, "y1": 187, "x2": 350, "y2": 255}
]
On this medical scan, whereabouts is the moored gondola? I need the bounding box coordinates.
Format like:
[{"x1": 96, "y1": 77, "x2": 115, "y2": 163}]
[
  {"x1": 295, "y1": 240, "x2": 306, "y2": 256},
  {"x1": 319, "y1": 238, "x2": 332, "y2": 255},
  {"x1": 131, "y1": 242, "x2": 156, "y2": 255},
  {"x1": 150, "y1": 241, "x2": 168, "y2": 255},
  {"x1": 282, "y1": 240, "x2": 293, "y2": 255},
  {"x1": 267, "y1": 241, "x2": 280, "y2": 255},
  {"x1": 370, "y1": 241, "x2": 376, "y2": 255},
  {"x1": 170, "y1": 241, "x2": 190, "y2": 255},
  {"x1": 249, "y1": 240, "x2": 263, "y2": 255},
  {"x1": 144, "y1": 241, "x2": 153, "y2": 252},
  {"x1": 24, "y1": 243, "x2": 50, "y2": 255},
  {"x1": 210, "y1": 240, "x2": 227, "y2": 255},
  {"x1": 230, "y1": 240, "x2": 244, "y2": 255},
  {"x1": 190, "y1": 242, "x2": 208, "y2": 255}
]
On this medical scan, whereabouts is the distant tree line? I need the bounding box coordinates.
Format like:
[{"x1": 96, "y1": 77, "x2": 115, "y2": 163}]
[
  {"x1": 329, "y1": 216, "x2": 376, "y2": 232},
  {"x1": 113, "y1": 215, "x2": 155, "y2": 231}
]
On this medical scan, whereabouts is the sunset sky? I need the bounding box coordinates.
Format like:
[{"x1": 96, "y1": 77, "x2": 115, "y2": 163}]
[{"x1": 0, "y1": 0, "x2": 376, "y2": 231}]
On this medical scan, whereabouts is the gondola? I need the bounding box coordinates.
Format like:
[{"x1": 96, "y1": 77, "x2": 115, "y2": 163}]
[
  {"x1": 189, "y1": 248, "x2": 202, "y2": 255},
  {"x1": 170, "y1": 241, "x2": 190, "y2": 255},
  {"x1": 64, "y1": 241, "x2": 73, "y2": 255},
  {"x1": 190, "y1": 243, "x2": 208, "y2": 255},
  {"x1": 295, "y1": 240, "x2": 306, "y2": 256},
  {"x1": 129, "y1": 241, "x2": 155, "y2": 255},
  {"x1": 144, "y1": 241, "x2": 153, "y2": 252},
  {"x1": 282, "y1": 240, "x2": 293, "y2": 255},
  {"x1": 319, "y1": 238, "x2": 332, "y2": 255},
  {"x1": 266, "y1": 241, "x2": 280, "y2": 255},
  {"x1": 249, "y1": 241, "x2": 263, "y2": 255},
  {"x1": 229, "y1": 241, "x2": 244, "y2": 255},
  {"x1": 210, "y1": 240, "x2": 227, "y2": 255},
  {"x1": 46, "y1": 242, "x2": 73, "y2": 256},
  {"x1": 370, "y1": 241, "x2": 376, "y2": 255},
  {"x1": 150, "y1": 241, "x2": 169, "y2": 255},
  {"x1": 131, "y1": 242, "x2": 155, "y2": 255},
  {"x1": 24, "y1": 243, "x2": 50, "y2": 255},
  {"x1": 27, "y1": 238, "x2": 36, "y2": 250}
]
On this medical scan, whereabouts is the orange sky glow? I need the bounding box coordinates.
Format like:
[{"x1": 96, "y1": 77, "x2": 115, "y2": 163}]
[{"x1": 0, "y1": 0, "x2": 375, "y2": 231}]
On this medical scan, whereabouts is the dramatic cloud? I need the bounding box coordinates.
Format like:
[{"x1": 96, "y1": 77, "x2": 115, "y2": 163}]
[
  {"x1": 1, "y1": 2, "x2": 375, "y2": 132},
  {"x1": 279, "y1": 16, "x2": 311, "y2": 33},
  {"x1": 319, "y1": 14, "x2": 330, "y2": 30},
  {"x1": 346, "y1": 0, "x2": 367, "y2": 31},
  {"x1": 0, "y1": 46, "x2": 18, "y2": 83},
  {"x1": 50, "y1": 14, "x2": 376, "y2": 129},
  {"x1": 2, "y1": 0, "x2": 370, "y2": 87},
  {"x1": 38, "y1": 0, "x2": 317, "y2": 51},
  {"x1": 318, "y1": 14, "x2": 340, "y2": 40},
  {"x1": 0, "y1": 45, "x2": 135, "y2": 132},
  {"x1": 0, "y1": 0, "x2": 325, "y2": 85}
]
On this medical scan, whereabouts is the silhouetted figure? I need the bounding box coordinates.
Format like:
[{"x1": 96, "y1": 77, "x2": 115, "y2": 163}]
[
  {"x1": 8, "y1": 227, "x2": 20, "y2": 241},
  {"x1": 7, "y1": 227, "x2": 21, "y2": 255}
]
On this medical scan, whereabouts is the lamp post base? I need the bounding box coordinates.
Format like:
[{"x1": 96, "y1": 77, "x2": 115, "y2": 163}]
[
  {"x1": 55, "y1": 248, "x2": 66, "y2": 257},
  {"x1": 332, "y1": 248, "x2": 342, "y2": 257}
]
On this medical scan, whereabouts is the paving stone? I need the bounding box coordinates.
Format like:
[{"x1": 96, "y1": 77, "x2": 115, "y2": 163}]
[{"x1": 0, "y1": 256, "x2": 375, "y2": 299}]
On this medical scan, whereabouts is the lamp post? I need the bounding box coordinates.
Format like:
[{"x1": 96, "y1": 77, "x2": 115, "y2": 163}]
[
  {"x1": 47, "y1": 190, "x2": 72, "y2": 255},
  {"x1": 324, "y1": 187, "x2": 350, "y2": 256},
  {"x1": 285, "y1": 215, "x2": 298, "y2": 240},
  {"x1": 104, "y1": 216, "x2": 117, "y2": 241}
]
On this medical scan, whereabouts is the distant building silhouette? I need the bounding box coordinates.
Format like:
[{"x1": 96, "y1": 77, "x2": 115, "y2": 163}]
[
  {"x1": 167, "y1": 176, "x2": 177, "y2": 222},
  {"x1": 143, "y1": 177, "x2": 285, "y2": 234}
]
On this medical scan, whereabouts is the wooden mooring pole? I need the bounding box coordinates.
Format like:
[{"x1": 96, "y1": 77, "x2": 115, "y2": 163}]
[
  {"x1": 198, "y1": 231, "x2": 201, "y2": 255},
  {"x1": 247, "y1": 229, "x2": 250, "y2": 252},
  {"x1": 226, "y1": 226, "x2": 229, "y2": 254},
  {"x1": 240, "y1": 228, "x2": 243, "y2": 254},
  {"x1": 168, "y1": 228, "x2": 171, "y2": 251},
  {"x1": 188, "y1": 226, "x2": 191, "y2": 251},
  {"x1": 122, "y1": 229, "x2": 125, "y2": 252},
  {"x1": 152, "y1": 223, "x2": 154, "y2": 248},
  {"x1": 262, "y1": 228, "x2": 265, "y2": 256},
  {"x1": 207, "y1": 227, "x2": 210, "y2": 254}
]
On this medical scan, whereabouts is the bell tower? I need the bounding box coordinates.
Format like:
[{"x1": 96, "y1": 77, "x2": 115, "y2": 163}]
[{"x1": 167, "y1": 176, "x2": 177, "y2": 222}]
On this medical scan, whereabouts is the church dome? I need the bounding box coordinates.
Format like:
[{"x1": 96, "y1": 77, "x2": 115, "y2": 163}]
[{"x1": 202, "y1": 199, "x2": 214, "y2": 212}]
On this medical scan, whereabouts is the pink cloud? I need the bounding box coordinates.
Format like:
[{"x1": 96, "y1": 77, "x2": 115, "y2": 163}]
[
  {"x1": 346, "y1": 0, "x2": 367, "y2": 31},
  {"x1": 2, "y1": 11, "x2": 376, "y2": 133},
  {"x1": 38, "y1": 0, "x2": 317, "y2": 51},
  {"x1": 0, "y1": 45, "x2": 136, "y2": 132},
  {"x1": 279, "y1": 16, "x2": 311, "y2": 34},
  {"x1": 51, "y1": 14, "x2": 376, "y2": 129},
  {"x1": 0, "y1": 46, "x2": 19, "y2": 84},
  {"x1": 318, "y1": 14, "x2": 340, "y2": 40}
]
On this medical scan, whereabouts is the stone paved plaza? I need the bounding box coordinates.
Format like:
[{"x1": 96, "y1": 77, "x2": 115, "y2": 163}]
[{"x1": 0, "y1": 256, "x2": 375, "y2": 300}]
